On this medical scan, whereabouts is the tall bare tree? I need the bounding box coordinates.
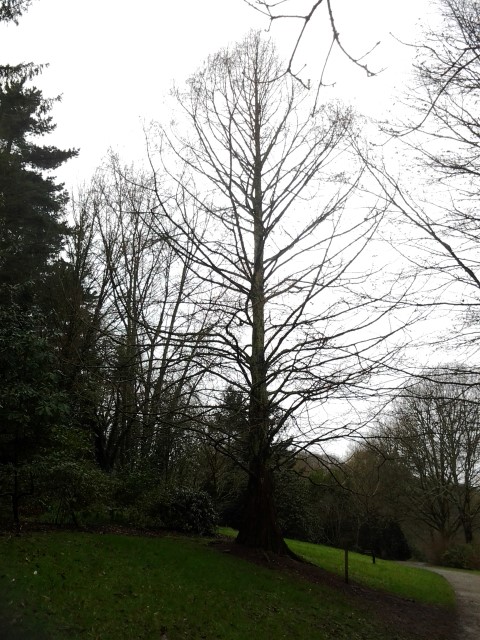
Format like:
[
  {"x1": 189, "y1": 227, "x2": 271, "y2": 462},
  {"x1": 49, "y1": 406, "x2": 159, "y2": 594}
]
[
  {"x1": 244, "y1": 0, "x2": 380, "y2": 82},
  {"x1": 150, "y1": 32, "x2": 405, "y2": 552},
  {"x1": 381, "y1": 371, "x2": 480, "y2": 546},
  {"x1": 70, "y1": 157, "x2": 211, "y2": 476},
  {"x1": 366, "y1": 0, "x2": 480, "y2": 355}
]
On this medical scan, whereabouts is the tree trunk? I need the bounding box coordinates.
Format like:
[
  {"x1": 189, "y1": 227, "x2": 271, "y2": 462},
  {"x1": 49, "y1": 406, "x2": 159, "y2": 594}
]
[
  {"x1": 460, "y1": 491, "x2": 474, "y2": 543},
  {"x1": 236, "y1": 459, "x2": 290, "y2": 554},
  {"x1": 232, "y1": 59, "x2": 289, "y2": 556},
  {"x1": 462, "y1": 517, "x2": 474, "y2": 544},
  {"x1": 12, "y1": 469, "x2": 20, "y2": 535}
]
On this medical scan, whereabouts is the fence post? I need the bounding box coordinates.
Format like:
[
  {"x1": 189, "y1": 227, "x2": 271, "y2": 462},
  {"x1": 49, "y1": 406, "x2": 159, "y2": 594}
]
[{"x1": 344, "y1": 547, "x2": 349, "y2": 584}]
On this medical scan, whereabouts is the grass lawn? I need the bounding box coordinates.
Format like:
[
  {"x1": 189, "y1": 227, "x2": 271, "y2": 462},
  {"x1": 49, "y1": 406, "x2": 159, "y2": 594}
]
[
  {"x1": 219, "y1": 528, "x2": 455, "y2": 607},
  {"x1": 288, "y1": 539, "x2": 455, "y2": 606},
  {"x1": 0, "y1": 531, "x2": 442, "y2": 640}
]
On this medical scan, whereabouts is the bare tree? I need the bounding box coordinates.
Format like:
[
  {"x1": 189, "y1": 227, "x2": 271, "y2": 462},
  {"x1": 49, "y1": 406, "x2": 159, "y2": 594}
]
[
  {"x1": 149, "y1": 32, "x2": 406, "y2": 553},
  {"x1": 367, "y1": 0, "x2": 480, "y2": 352},
  {"x1": 405, "y1": 0, "x2": 480, "y2": 155},
  {"x1": 381, "y1": 371, "x2": 480, "y2": 546},
  {"x1": 244, "y1": 0, "x2": 380, "y2": 84},
  {"x1": 71, "y1": 157, "x2": 211, "y2": 477}
]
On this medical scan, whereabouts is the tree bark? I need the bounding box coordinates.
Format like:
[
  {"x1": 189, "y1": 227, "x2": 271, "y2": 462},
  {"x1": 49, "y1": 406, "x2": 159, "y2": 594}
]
[
  {"x1": 235, "y1": 62, "x2": 289, "y2": 554},
  {"x1": 236, "y1": 459, "x2": 290, "y2": 554}
]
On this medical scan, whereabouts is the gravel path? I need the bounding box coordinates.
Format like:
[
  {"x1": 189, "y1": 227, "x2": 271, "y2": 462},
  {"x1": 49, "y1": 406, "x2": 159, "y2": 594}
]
[{"x1": 408, "y1": 563, "x2": 480, "y2": 640}]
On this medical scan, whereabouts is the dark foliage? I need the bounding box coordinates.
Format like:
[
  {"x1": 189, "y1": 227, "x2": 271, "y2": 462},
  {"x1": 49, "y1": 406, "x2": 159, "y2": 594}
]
[
  {"x1": 441, "y1": 543, "x2": 480, "y2": 570},
  {"x1": 358, "y1": 518, "x2": 411, "y2": 560},
  {"x1": 0, "y1": 63, "x2": 77, "y2": 307},
  {"x1": 0, "y1": 0, "x2": 31, "y2": 23},
  {"x1": 275, "y1": 470, "x2": 324, "y2": 543},
  {"x1": 0, "y1": 307, "x2": 69, "y2": 528},
  {"x1": 0, "y1": 0, "x2": 77, "y2": 530},
  {"x1": 150, "y1": 487, "x2": 218, "y2": 536}
]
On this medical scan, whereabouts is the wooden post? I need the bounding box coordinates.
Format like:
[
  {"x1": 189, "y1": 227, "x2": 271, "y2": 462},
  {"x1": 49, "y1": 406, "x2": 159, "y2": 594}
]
[
  {"x1": 372, "y1": 550, "x2": 376, "y2": 564},
  {"x1": 344, "y1": 547, "x2": 349, "y2": 584}
]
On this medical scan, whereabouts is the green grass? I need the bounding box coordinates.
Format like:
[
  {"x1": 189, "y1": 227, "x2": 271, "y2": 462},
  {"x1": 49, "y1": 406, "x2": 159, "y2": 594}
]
[
  {"x1": 219, "y1": 528, "x2": 455, "y2": 607},
  {"x1": 0, "y1": 531, "x2": 432, "y2": 640},
  {"x1": 288, "y1": 539, "x2": 455, "y2": 606}
]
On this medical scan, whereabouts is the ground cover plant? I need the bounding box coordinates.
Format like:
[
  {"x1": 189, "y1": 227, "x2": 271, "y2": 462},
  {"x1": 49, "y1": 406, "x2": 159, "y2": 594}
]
[
  {"x1": 0, "y1": 531, "x2": 454, "y2": 640},
  {"x1": 220, "y1": 528, "x2": 455, "y2": 607}
]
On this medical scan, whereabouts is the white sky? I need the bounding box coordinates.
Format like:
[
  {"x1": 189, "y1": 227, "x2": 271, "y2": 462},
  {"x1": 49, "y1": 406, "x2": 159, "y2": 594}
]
[
  {"x1": 2, "y1": 0, "x2": 457, "y2": 451},
  {"x1": 1, "y1": 0, "x2": 433, "y2": 189}
]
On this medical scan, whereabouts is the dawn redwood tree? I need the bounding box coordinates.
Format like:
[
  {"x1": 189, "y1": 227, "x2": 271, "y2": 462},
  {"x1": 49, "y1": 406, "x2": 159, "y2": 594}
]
[
  {"x1": 243, "y1": 0, "x2": 379, "y2": 82},
  {"x1": 151, "y1": 32, "x2": 405, "y2": 553}
]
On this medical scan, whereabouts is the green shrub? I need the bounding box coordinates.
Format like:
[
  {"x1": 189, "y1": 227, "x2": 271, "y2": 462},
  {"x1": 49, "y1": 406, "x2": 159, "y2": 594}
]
[
  {"x1": 37, "y1": 457, "x2": 112, "y2": 526},
  {"x1": 112, "y1": 467, "x2": 158, "y2": 508},
  {"x1": 150, "y1": 487, "x2": 218, "y2": 535},
  {"x1": 441, "y1": 544, "x2": 480, "y2": 570}
]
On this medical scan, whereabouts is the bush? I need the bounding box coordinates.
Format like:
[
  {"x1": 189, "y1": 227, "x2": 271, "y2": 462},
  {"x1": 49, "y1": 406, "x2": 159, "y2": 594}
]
[
  {"x1": 112, "y1": 468, "x2": 158, "y2": 508},
  {"x1": 36, "y1": 457, "x2": 112, "y2": 526},
  {"x1": 150, "y1": 487, "x2": 218, "y2": 536},
  {"x1": 381, "y1": 520, "x2": 411, "y2": 560},
  {"x1": 357, "y1": 519, "x2": 411, "y2": 560},
  {"x1": 441, "y1": 544, "x2": 480, "y2": 570}
]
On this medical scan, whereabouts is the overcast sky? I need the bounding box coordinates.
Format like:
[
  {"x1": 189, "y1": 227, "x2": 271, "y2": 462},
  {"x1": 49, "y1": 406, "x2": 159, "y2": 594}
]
[{"x1": 1, "y1": 0, "x2": 433, "y2": 188}]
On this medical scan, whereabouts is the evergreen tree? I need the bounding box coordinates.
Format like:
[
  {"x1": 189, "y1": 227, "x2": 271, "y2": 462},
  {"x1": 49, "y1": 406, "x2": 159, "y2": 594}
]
[
  {"x1": 0, "y1": 305, "x2": 69, "y2": 529},
  {"x1": 0, "y1": 62, "x2": 77, "y2": 305},
  {"x1": 0, "y1": 0, "x2": 32, "y2": 24},
  {"x1": 0, "y1": 2, "x2": 78, "y2": 528}
]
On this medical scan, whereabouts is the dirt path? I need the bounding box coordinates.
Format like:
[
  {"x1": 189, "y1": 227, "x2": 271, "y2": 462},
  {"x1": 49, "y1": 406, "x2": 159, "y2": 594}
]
[{"x1": 410, "y1": 564, "x2": 480, "y2": 640}]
